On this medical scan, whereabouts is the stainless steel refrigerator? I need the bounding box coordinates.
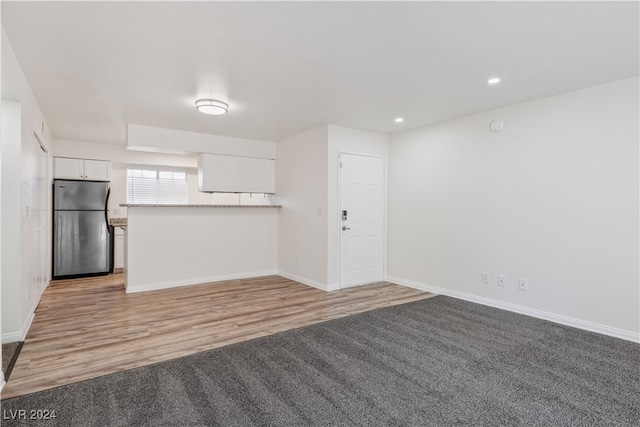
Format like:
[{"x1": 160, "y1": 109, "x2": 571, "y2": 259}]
[{"x1": 53, "y1": 179, "x2": 110, "y2": 278}]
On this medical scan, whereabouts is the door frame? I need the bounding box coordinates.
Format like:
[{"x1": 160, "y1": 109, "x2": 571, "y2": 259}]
[
  {"x1": 33, "y1": 133, "x2": 49, "y2": 299},
  {"x1": 337, "y1": 151, "x2": 387, "y2": 289}
]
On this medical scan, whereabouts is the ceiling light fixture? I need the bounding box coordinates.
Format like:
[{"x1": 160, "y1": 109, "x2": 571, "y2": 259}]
[
  {"x1": 195, "y1": 99, "x2": 228, "y2": 115},
  {"x1": 488, "y1": 78, "x2": 501, "y2": 85},
  {"x1": 395, "y1": 117, "x2": 404, "y2": 123}
]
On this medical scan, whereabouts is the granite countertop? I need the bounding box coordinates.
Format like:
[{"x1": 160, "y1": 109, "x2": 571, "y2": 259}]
[
  {"x1": 110, "y1": 218, "x2": 128, "y2": 227},
  {"x1": 120, "y1": 204, "x2": 281, "y2": 208}
]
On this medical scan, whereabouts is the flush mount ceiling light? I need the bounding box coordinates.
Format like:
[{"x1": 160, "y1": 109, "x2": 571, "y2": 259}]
[
  {"x1": 195, "y1": 99, "x2": 228, "y2": 115},
  {"x1": 488, "y1": 77, "x2": 501, "y2": 85},
  {"x1": 395, "y1": 117, "x2": 404, "y2": 123}
]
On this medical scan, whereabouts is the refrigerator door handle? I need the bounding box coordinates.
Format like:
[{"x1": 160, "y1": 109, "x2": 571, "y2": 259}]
[{"x1": 105, "y1": 187, "x2": 111, "y2": 234}]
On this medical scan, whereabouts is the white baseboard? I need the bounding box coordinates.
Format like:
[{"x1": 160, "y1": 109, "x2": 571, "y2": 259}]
[
  {"x1": 0, "y1": 371, "x2": 5, "y2": 393},
  {"x1": 326, "y1": 282, "x2": 340, "y2": 291},
  {"x1": 1, "y1": 309, "x2": 36, "y2": 344},
  {"x1": 278, "y1": 271, "x2": 338, "y2": 292},
  {"x1": 126, "y1": 270, "x2": 279, "y2": 293},
  {"x1": 387, "y1": 275, "x2": 640, "y2": 344}
]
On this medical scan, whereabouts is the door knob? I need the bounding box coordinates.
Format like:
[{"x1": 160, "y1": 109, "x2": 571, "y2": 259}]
[{"x1": 342, "y1": 226, "x2": 351, "y2": 231}]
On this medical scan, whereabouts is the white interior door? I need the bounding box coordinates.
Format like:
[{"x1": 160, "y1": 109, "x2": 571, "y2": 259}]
[{"x1": 339, "y1": 153, "x2": 385, "y2": 288}]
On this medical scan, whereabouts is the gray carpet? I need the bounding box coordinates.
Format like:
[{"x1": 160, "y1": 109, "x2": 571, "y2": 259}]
[
  {"x1": 2, "y1": 342, "x2": 23, "y2": 382},
  {"x1": 1, "y1": 296, "x2": 638, "y2": 426}
]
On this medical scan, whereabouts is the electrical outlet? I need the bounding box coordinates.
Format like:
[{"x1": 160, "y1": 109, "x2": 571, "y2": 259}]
[
  {"x1": 498, "y1": 274, "x2": 506, "y2": 287},
  {"x1": 519, "y1": 278, "x2": 528, "y2": 291},
  {"x1": 481, "y1": 272, "x2": 489, "y2": 284},
  {"x1": 113, "y1": 207, "x2": 122, "y2": 215}
]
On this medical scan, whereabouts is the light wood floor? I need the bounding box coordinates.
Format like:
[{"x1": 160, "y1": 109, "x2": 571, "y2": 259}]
[{"x1": 2, "y1": 274, "x2": 433, "y2": 399}]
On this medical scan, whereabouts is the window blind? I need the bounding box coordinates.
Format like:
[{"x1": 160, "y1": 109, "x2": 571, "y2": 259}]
[{"x1": 126, "y1": 168, "x2": 188, "y2": 204}]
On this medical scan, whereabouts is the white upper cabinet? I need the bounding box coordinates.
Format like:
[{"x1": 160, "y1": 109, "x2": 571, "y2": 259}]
[
  {"x1": 83, "y1": 160, "x2": 111, "y2": 181},
  {"x1": 54, "y1": 157, "x2": 111, "y2": 181},
  {"x1": 198, "y1": 154, "x2": 275, "y2": 193},
  {"x1": 53, "y1": 157, "x2": 83, "y2": 179}
]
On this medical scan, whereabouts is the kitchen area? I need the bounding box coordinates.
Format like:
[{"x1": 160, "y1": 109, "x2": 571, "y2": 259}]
[{"x1": 51, "y1": 144, "x2": 281, "y2": 293}]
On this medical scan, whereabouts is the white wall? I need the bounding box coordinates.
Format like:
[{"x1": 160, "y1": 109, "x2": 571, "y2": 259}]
[
  {"x1": 327, "y1": 125, "x2": 389, "y2": 287},
  {"x1": 125, "y1": 207, "x2": 278, "y2": 292},
  {"x1": 1, "y1": 5, "x2": 4, "y2": 389},
  {"x1": 1, "y1": 4, "x2": 3, "y2": 389},
  {"x1": 276, "y1": 124, "x2": 389, "y2": 290},
  {"x1": 52, "y1": 138, "x2": 198, "y2": 167},
  {"x1": 1, "y1": 101, "x2": 22, "y2": 338},
  {"x1": 276, "y1": 125, "x2": 329, "y2": 289},
  {"x1": 127, "y1": 124, "x2": 276, "y2": 159},
  {"x1": 1, "y1": 28, "x2": 53, "y2": 343},
  {"x1": 387, "y1": 77, "x2": 640, "y2": 341}
]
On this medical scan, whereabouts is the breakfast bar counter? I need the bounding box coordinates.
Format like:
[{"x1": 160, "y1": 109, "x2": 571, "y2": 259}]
[{"x1": 121, "y1": 204, "x2": 280, "y2": 293}]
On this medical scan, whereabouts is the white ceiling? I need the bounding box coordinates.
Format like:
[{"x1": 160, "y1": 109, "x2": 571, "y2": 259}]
[{"x1": 2, "y1": 1, "x2": 638, "y2": 145}]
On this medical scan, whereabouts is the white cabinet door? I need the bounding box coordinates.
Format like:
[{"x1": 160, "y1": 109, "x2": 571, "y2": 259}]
[
  {"x1": 114, "y1": 232, "x2": 124, "y2": 269},
  {"x1": 53, "y1": 157, "x2": 111, "y2": 181},
  {"x1": 54, "y1": 157, "x2": 85, "y2": 179},
  {"x1": 198, "y1": 154, "x2": 275, "y2": 193},
  {"x1": 84, "y1": 159, "x2": 111, "y2": 181}
]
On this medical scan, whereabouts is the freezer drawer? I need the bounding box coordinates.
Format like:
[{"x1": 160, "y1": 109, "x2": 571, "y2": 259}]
[{"x1": 53, "y1": 210, "x2": 109, "y2": 277}]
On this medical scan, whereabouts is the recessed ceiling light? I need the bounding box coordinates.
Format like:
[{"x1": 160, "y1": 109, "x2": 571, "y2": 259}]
[
  {"x1": 488, "y1": 78, "x2": 501, "y2": 85},
  {"x1": 395, "y1": 117, "x2": 404, "y2": 123},
  {"x1": 195, "y1": 99, "x2": 228, "y2": 115}
]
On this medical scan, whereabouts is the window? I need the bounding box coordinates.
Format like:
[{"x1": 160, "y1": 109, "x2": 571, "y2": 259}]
[{"x1": 126, "y1": 167, "x2": 188, "y2": 204}]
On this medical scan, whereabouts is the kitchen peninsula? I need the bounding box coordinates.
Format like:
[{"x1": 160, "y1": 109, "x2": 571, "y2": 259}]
[{"x1": 121, "y1": 204, "x2": 280, "y2": 293}]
